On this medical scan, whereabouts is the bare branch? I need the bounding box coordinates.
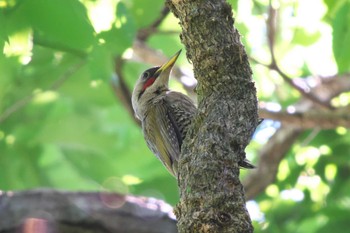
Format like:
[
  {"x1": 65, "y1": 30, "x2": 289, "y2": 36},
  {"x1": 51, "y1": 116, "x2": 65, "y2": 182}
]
[
  {"x1": 111, "y1": 57, "x2": 141, "y2": 126},
  {"x1": 244, "y1": 74, "x2": 350, "y2": 199},
  {"x1": 168, "y1": 0, "x2": 257, "y2": 232},
  {"x1": 259, "y1": 106, "x2": 350, "y2": 129},
  {"x1": 34, "y1": 37, "x2": 87, "y2": 58},
  {"x1": 244, "y1": 126, "x2": 302, "y2": 200},
  {"x1": 0, "y1": 189, "x2": 177, "y2": 233},
  {"x1": 265, "y1": 3, "x2": 334, "y2": 109},
  {"x1": 137, "y1": 6, "x2": 170, "y2": 41},
  {"x1": 267, "y1": 2, "x2": 277, "y2": 66},
  {"x1": 113, "y1": 5, "x2": 194, "y2": 128}
]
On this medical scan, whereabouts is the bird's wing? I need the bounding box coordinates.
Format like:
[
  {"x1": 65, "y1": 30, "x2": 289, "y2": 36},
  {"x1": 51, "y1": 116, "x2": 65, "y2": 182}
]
[
  {"x1": 165, "y1": 91, "x2": 197, "y2": 143},
  {"x1": 166, "y1": 92, "x2": 254, "y2": 169},
  {"x1": 143, "y1": 100, "x2": 182, "y2": 176},
  {"x1": 143, "y1": 91, "x2": 196, "y2": 176}
]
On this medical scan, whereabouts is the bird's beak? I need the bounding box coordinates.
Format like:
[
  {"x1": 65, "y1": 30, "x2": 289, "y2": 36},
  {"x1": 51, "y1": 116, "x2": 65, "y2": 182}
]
[{"x1": 155, "y1": 50, "x2": 182, "y2": 76}]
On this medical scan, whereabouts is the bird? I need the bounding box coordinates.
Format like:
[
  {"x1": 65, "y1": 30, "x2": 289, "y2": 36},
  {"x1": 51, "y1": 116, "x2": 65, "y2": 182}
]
[{"x1": 131, "y1": 50, "x2": 254, "y2": 178}]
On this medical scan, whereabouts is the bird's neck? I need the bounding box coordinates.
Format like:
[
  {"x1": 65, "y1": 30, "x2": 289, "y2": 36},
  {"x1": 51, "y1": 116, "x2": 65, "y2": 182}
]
[{"x1": 136, "y1": 87, "x2": 169, "y2": 120}]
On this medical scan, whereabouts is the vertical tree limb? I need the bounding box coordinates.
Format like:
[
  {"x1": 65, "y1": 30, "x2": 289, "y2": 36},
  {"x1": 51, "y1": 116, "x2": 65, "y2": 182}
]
[{"x1": 167, "y1": 1, "x2": 258, "y2": 232}]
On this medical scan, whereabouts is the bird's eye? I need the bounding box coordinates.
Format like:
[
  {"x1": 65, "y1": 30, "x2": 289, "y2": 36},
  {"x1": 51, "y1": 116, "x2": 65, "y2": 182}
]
[{"x1": 142, "y1": 71, "x2": 150, "y2": 80}]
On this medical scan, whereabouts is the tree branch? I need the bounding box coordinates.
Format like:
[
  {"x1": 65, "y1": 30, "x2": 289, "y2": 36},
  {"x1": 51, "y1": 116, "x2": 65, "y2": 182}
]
[
  {"x1": 168, "y1": 0, "x2": 258, "y2": 232},
  {"x1": 266, "y1": 3, "x2": 334, "y2": 109},
  {"x1": 34, "y1": 37, "x2": 87, "y2": 58},
  {"x1": 112, "y1": 6, "x2": 195, "y2": 126},
  {"x1": 244, "y1": 126, "x2": 302, "y2": 200},
  {"x1": 137, "y1": 6, "x2": 170, "y2": 41},
  {"x1": 244, "y1": 74, "x2": 350, "y2": 200},
  {"x1": 0, "y1": 189, "x2": 177, "y2": 233},
  {"x1": 111, "y1": 57, "x2": 141, "y2": 126},
  {"x1": 259, "y1": 106, "x2": 350, "y2": 129}
]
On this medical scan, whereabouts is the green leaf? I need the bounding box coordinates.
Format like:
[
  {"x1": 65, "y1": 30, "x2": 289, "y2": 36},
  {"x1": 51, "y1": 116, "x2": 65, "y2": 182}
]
[
  {"x1": 22, "y1": 0, "x2": 96, "y2": 51},
  {"x1": 147, "y1": 34, "x2": 182, "y2": 57},
  {"x1": 332, "y1": 2, "x2": 350, "y2": 73},
  {"x1": 295, "y1": 215, "x2": 326, "y2": 233},
  {"x1": 317, "y1": 208, "x2": 350, "y2": 233},
  {"x1": 227, "y1": 0, "x2": 238, "y2": 11},
  {"x1": 128, "y1": 0, "x2": 164, "y2": 28},
  {"x1": 323, "y1": 0, "x2": 347, "y2": 21},
  {"x1": 88, "y1": 45, "x2": 113, "y2": 81},
  {"x1": 102, "y1": 1, "x2": 136, "y2": 54}
]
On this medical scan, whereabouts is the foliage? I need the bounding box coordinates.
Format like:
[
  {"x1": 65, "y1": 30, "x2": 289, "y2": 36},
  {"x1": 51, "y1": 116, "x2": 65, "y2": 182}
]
[
  {"x1": 0, "y1": 0, "x2": 178, "y2": 202},
  {"x1": 1, "y1": 0, "x2": 350, "y2": 232}
]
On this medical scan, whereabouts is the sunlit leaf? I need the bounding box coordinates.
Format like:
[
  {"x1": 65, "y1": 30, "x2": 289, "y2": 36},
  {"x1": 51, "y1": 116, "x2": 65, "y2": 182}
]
[
  {"x1": 22, "y1": 0, "x2": 96, "y2": 51},
  {"x1": 323, "y1": 0, "x2": 347, "y2": 21},
  {"x1": 128, "y1": 0, "x2": 164, "y2": 28},
  {"x1": 332, "y1": 2, "x2": 350, "y2": 73},
  {"x1": 228, "y1": 0, "x2": 238, "y2": 11},
  {"x1": 99, "y1": 1, "x2": 136, "y2": 55}
]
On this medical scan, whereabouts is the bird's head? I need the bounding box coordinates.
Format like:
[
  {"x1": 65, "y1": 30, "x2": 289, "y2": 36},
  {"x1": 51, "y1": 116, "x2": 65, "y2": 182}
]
[{"x1": 132, "y1": 50, "x2": 181, "y2": 119}]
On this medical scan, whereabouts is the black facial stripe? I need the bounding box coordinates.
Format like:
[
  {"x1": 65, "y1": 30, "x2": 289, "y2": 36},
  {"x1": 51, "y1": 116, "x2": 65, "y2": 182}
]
[{"x1": 138, "y1": 90, "x2": 144, "y2": 100}]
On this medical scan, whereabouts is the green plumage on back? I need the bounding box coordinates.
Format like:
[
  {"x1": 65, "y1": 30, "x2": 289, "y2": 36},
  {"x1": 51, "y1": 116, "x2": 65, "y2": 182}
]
[{"x1": 131, "y1": 50, "x2": 255, "y2": 178}]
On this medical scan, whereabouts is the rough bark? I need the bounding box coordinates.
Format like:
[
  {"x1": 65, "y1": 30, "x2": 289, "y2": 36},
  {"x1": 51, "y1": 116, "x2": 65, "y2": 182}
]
[
  {"x1": 167, "y1": 0, "x2": 258, "y2": 232},
  {"x1": 0, "y1": 190, "x2": 177, "y2": 233}
]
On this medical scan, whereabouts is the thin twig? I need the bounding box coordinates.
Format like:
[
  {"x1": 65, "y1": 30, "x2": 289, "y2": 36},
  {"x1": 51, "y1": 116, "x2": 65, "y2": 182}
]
[
  {"x1": 111, "y1": 5, "x2": 178, "y2": 126},
  {"x1": 244, "y1": 72, "x2": 350, "y2": 200},
  {"x1": 137, "y1": 6, "x2": 170, "y2": 41},
  {"x1": 0, "y1": 96, "x2": 34, "y2": 125},
  {"x1": 267, "y1": 2, "x2": 277, "y2": 66},
  {"x1": 50, "y1": 60, "x2": 86, "y2": 90},
  {"x1": 300, "y1": 128, "x2": 321, "y2": 147},
  {"x1": 154, "y1": 29, "x2": 181, "y2": 35},
  {"x1": 34, "y1": 37, "x2": 87, "y2": 58},
  {"x1": 111, "y1": 57, "x2": 141, "y2": 126},
  {"x1": 266, "y1": 2, "x2": 334, "y2": 109}
]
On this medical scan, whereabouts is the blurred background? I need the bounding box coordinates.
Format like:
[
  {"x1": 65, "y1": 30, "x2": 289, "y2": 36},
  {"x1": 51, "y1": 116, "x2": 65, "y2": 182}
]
[{"x1": 1, "y1": 0, "x2": 350, "y2": 232}]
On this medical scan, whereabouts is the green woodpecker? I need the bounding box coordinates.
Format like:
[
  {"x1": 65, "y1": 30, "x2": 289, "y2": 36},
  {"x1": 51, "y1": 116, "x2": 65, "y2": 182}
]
[{"x1": 131, "y1": 50, "x2": 254, "y2": 177}]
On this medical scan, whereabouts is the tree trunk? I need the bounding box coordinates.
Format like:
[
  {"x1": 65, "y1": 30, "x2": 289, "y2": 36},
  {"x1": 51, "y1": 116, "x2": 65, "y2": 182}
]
[{"x1": 167, "y1": 0, "x2": 258, "y2": 232}]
